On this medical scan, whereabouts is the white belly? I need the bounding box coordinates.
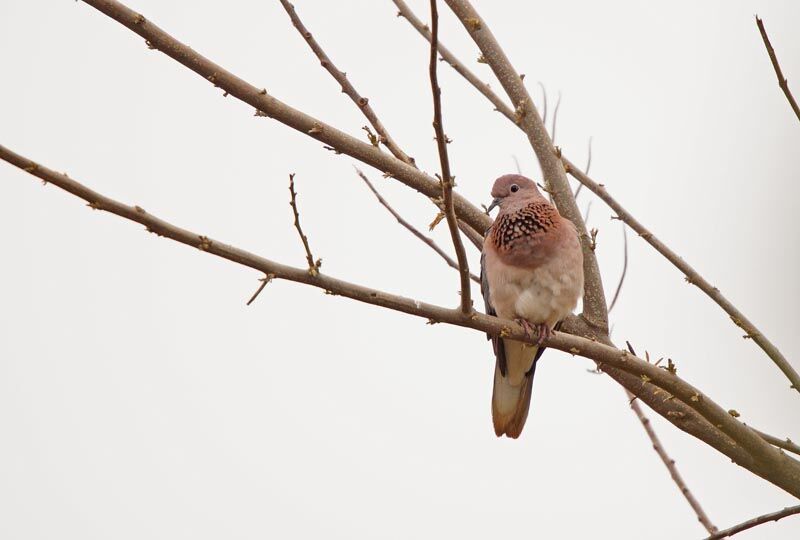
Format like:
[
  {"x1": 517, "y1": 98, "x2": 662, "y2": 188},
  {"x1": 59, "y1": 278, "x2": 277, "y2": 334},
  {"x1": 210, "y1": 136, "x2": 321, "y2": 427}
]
[{"x1": 486, "y1": 252, "x2": 583, "y2": 328}]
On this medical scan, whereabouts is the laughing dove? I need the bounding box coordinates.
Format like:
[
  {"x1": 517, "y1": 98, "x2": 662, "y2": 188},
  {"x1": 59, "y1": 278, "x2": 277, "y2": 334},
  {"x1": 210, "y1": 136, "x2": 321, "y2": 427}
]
[{"x1": 480, "y1": 174, "x2": 584, "y2": 438}]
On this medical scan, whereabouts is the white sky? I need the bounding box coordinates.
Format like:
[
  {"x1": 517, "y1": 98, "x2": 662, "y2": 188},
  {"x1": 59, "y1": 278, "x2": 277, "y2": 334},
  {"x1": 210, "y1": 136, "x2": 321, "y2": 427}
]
[{"x1": 2, "y1": 1, "x2": 799, "y2": 538}]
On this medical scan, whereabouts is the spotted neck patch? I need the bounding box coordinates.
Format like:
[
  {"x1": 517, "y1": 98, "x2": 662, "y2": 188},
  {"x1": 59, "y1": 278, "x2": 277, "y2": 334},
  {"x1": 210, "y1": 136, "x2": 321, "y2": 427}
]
[{"x1": 492, "y1": 201, "x2": 557, "y2": 251}]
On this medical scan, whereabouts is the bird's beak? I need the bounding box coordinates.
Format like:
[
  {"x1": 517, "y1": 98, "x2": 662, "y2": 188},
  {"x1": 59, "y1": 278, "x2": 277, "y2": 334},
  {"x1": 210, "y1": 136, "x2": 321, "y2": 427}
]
[{"x1": 486, "y1": 198, "x2": 501, "y2": 214}]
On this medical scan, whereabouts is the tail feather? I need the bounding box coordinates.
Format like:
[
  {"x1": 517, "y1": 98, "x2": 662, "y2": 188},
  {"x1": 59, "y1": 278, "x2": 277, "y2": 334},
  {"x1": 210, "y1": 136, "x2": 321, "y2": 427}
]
[{"x1": 491, "y1": 339, "x2": 542, "y2": 438}]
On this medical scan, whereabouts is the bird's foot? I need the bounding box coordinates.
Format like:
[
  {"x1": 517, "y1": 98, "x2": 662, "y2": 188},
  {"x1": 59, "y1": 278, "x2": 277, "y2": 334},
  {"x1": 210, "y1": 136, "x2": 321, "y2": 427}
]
[
  {"x1": 515, "y1": 318, "x2": 536, "y2": 342},
  {"x1": 535, "y1": 323, "x2": 552, "y2": 346}
]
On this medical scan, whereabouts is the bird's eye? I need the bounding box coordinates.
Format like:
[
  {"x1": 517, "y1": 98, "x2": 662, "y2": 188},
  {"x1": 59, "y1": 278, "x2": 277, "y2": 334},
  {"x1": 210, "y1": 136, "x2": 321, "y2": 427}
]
[{"x1": 510, "y1": 184, "x2": 520, "y2": 193}]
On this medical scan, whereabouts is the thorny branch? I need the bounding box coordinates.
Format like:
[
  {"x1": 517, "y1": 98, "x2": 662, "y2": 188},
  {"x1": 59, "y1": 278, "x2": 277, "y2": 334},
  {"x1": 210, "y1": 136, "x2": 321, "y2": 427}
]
[
  {"x1": 626, "y1": 343, "x2": 717, "y2": 535},
  {"x1": 428, "y1": 0, "x2": 472, "y2": 314},
  {"x1": 4, "y1": 144, "x2": 800, "y2": 500},
  {"x1": 756, "y1": 16, "x2": 800, "y2": 123},
  {"x1": 705, "y1": 504, "x2": 800, "y2": 540},
  {"x1": 356, "y1": 168, "x2": 479, "y2": 283},
  {"x1": 288, "y1": 173, "x2": 321, "y2": 276}
]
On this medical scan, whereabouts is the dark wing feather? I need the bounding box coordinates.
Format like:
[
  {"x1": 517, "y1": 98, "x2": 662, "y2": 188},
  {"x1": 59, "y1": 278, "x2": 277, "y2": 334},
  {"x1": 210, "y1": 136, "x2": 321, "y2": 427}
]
[{"x1": 481, "y1": 246, "x2": 507, "y2": 377}]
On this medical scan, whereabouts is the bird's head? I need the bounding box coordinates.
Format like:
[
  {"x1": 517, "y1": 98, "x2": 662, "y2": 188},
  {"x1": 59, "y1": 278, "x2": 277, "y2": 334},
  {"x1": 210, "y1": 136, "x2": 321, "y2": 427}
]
[{"x1": 487, "y1": 174, "x2": 541, "y2": 213}]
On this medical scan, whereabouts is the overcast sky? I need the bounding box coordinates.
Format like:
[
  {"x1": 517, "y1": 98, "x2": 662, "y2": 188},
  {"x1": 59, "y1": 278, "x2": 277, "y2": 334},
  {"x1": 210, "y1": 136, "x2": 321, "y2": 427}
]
[{"x1": 2, "y1": 1, "x2": 799, "y2": 539}]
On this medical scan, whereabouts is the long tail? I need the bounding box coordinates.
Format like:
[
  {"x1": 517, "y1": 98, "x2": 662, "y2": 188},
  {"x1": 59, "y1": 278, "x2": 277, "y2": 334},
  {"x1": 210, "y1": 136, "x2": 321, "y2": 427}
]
[{"x1": 491, "y1": 340, "x2": 542, "y2": 438}]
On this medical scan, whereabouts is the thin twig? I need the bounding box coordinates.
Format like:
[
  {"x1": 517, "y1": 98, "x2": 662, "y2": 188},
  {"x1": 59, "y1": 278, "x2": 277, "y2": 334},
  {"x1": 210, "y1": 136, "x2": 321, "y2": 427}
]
[
  {"x1": 705, "y1": 504, "x2": 800, "y2": 540},
  {"x1": 538, "y1": 82, "x2": 548, "y2": 126},
  {"x1": 246, "y1": 273, "x2": 275, "y2": 305},
  {"x1": 392, "y1": 0, "x2": 515, "y2": 121},
  {"x1": 356, "y1": 167, "x2": 479, "y2": 283},
  {"x1": 608, "y1": 224, "x2": 628, "y2": 313},
  {"x1": 551, "y1": 91, "x2": 561, "y2": 144},
  {"x1": 625, "y1": 343, "x2": 717, "y2": 535},
  {"x1": 428, "y1": 0, "x2": 472, "y2": 314},
  {"x1": 750, "y1": 427, "x2": 800, "y2": 457},
  {"x1": 756, "y1": 16, "x2": 800, "y2": 123},
  {"x1": 574, "y1": 136, "x2": 592, "y2": 200},
  {"x1": 564, "y1": 157, "x2": 800, "y2": 393},
  {"x1": 278, "y1": 0, "x2": 416, "y2": 166},
  {"x1": 7, "y1": 145, "x2": 799, "y2": 499},
  {"x1": 288, "y1": 174, "x2": 321, "y2": 276}
]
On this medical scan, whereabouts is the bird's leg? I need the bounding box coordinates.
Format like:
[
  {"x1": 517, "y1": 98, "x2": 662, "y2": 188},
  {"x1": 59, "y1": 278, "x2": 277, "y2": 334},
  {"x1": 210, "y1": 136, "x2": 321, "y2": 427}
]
[
  {"x1": 515, "y1": 318, "x2": 536, "y2": 342},
  {"x1": 535, "y1": 323, "x2": 552, "y2": 346}
]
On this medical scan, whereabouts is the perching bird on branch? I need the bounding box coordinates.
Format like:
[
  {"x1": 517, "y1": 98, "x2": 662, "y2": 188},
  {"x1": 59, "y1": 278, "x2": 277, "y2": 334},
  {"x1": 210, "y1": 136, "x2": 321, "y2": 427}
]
[{"x1": 481, "y1": 174, "x2": 584, "y2": 438}]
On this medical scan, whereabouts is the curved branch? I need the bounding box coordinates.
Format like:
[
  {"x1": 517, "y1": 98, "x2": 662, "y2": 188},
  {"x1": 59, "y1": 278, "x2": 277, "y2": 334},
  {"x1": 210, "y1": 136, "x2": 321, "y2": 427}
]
[
  {"x1": 4, "y1": 143, "x2": 800, "y2": 499},
  {"x1": 706, "y1": 504, "x2": 800, "y2": 540}
]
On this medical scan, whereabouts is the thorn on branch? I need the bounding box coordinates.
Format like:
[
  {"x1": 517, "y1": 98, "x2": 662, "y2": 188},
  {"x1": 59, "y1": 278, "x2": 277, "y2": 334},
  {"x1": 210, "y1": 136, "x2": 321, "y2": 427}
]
[
  {"x1": 590, "y1": 228, "x2": 598, "y2": 251},
  {"x1": 429, "y1": 211, "x2": 445, "y2": 231},
  {"x1": 362, "y1": 126, "x2": 379, "y2": 147},
  {"x1": 246, "y1": 273, "x2": 275, "y2": 306}
]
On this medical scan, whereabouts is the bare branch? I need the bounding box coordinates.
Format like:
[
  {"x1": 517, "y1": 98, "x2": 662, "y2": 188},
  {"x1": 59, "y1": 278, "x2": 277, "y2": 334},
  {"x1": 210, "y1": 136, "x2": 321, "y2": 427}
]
[
  {"x1": 356, "y1": 168, "x2": 479, "y2": 283},
  {"x1": 278, "y1": 0, "x2": 416, "y2": 166},
  {"x1": 563, "y1": 156, "x2": 800, "y2": 392},
  {"x1": 288, "y1": 174, "x2": 320, "y2": 275},
  {"x1": 392, "y1": 0, "x2": 515, "y2": 122},
  {"x1": 77, "y1": 0, "x2": 490, "y2": 238},
  {"x1": 428, "y1": 0, "x2": 472, "y2": 314},
  {"x1": 443, "y1": 0, "x2": 609, "y2": 332},
  {"x1": 4, "y1": 143, "x2": 800, "y2": 499},
  {"x1": 706, "y1": 504, "x2": 800, "y2": 540},
  {"x1": 608, "y1": 224, "x2": 628, "y2": 313},
  {"x1": 756, "y1": 16, "x2": 800, "y2": 123},
  {"x1": 625, "y1": 343, "x2": 717, "y2": 535}
]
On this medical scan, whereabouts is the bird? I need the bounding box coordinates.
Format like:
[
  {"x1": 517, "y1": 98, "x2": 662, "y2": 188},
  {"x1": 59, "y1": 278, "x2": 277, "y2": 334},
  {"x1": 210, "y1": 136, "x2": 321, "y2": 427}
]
[{"x1": 480, "y1": 174, "x2": 584, "y2": 438}]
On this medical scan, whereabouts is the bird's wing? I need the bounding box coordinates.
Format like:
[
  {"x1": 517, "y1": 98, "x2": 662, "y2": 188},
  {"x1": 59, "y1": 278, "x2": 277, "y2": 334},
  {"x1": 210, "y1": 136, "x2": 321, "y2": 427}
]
[{"x1": 481, "y1": 246, "x2": 507, "y2": 377}]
